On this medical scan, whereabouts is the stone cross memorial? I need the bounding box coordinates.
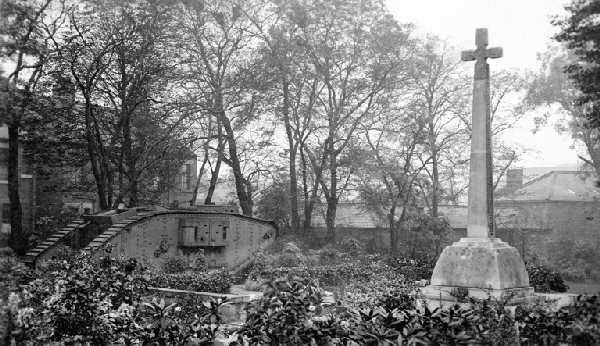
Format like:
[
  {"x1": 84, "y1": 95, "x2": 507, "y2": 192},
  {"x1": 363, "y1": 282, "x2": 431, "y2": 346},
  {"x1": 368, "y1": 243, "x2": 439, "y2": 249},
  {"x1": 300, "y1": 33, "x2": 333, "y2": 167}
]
[
  {"x1": 424, "y1": 29, "x2": 535, "y2": 303},
  {"x1": 461, "y1": 28, "x2": 502, "y2": 239}
]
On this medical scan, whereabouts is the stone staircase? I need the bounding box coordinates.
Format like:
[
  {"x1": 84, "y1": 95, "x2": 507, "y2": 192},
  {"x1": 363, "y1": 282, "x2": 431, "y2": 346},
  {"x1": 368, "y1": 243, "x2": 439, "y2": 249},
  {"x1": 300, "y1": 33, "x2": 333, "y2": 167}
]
[{"x1": 22, "y1": 220, "x2": 89, "y2": 268}]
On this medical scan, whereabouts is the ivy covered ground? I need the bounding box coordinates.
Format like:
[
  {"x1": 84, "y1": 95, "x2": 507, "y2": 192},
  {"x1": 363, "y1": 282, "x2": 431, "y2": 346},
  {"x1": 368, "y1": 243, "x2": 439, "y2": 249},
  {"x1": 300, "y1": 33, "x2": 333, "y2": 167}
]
[{"x1": 1, "y1": 239, "x2": 599, "y2": 345}]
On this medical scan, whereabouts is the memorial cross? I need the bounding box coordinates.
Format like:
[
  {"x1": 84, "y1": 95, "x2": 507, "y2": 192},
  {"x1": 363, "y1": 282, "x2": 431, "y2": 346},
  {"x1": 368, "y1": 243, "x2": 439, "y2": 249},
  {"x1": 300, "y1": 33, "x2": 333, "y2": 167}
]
[{"x1": 461, "y1": 28, "x2": 502, "y2": 238}]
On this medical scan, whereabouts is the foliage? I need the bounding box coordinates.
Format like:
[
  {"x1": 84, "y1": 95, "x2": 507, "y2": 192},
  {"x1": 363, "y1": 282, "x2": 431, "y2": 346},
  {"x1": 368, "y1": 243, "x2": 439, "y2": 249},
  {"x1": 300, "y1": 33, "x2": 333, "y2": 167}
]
[
  {"x1": 255, "y1": 178, "x2": 292, "y2": 233},
  {"x1": 250, "y1": 262, "x2": 388, "y2": 288},
  {"x1": 546, "y1": 237, "x2": 599, "y2": 282},
  {"x1": 516, "y1": 295, "x2": 600, "y2": 345},
  {"x1": 388, "y1": 256, "x2": 437, "y2": 282},
  {"x1": 162, "y1": 255, "x2": 189, "y2": 274},
  {"x1": 151, "y1": 270, "x2": 233, "y2": 294},
  {"x1": 237, "y1": 275, "x2": 327, "y2": 345},
  {"x1": 4, "y1": 251, "x2": 149, "y2": 345},
  {"x1": 340, "y1": 276, "x2": 419, "y2": 310},
  {"x1": 396, "y1": 213, "x2": 452, "y2": 260},
  {"x1": 553, "y1": 0, "x2": 600, "y2": 129},
  {"x1": 30, "y1": 205, "x2": 81, "y2": 249},
  {"x1": 237, "y1": 275, "x2": 522, "y2": 345},
  {"x1": 342, "y1": 237, "x2": 362, "y2": 255},
  {"x1": 527, "y1": 263, "x2": 569, "y2": 293},
  {"x1": 3, "y1": 250, "x2": 234, "y2": 345}
]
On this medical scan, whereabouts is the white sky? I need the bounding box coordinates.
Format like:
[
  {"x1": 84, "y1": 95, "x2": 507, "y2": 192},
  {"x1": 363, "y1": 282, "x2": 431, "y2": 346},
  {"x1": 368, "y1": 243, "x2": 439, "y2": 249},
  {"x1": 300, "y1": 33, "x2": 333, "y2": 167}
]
[{"x1": 385, "y1": 0, "x2": 582, "y2": 168}]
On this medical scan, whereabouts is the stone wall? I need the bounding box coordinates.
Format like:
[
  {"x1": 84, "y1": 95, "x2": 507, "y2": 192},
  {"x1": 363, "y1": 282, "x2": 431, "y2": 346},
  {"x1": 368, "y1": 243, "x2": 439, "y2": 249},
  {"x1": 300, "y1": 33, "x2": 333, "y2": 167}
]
[{"x1": 331, "y1": 200, "x2": 599, "y2": 263}]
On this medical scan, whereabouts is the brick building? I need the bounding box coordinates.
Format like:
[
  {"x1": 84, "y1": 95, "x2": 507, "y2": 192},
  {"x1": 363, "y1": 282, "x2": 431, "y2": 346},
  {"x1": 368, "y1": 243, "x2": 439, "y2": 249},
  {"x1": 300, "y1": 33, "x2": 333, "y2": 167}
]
[{"x1": 0, "y1": 123, "x2": 37, "y2": 247}]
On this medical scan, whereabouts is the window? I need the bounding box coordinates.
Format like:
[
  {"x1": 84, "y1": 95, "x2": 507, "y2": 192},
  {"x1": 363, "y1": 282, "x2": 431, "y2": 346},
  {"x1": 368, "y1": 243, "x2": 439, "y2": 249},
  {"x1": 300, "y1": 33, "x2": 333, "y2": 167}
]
[
  {"x1": 0, "y1": 148, "x2": 8, "y2": 165},
  {"x1": 181, "y1": 164, "x2": 191, "y2": 189},
  {"x1": 83, "y1": 208, "x2": 91, "y2": 215},
  {"x1": 1, "y1": 204, "x2": 10, "y2": 224}
]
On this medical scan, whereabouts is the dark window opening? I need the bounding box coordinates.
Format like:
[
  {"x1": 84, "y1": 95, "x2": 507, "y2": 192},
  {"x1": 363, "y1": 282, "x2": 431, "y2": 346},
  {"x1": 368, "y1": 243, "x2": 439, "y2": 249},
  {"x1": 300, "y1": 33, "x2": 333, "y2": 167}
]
[{"x1": 1, "y1": 203, "x2": 10, "y2": 224}]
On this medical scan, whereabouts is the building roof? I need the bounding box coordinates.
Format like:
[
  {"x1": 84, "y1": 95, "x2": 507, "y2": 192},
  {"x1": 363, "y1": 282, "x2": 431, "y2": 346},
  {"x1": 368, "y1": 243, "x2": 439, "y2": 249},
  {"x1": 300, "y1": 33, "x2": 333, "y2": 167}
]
[{"x1": 497, "y1": 171, "x2": 600, "y2": 202}]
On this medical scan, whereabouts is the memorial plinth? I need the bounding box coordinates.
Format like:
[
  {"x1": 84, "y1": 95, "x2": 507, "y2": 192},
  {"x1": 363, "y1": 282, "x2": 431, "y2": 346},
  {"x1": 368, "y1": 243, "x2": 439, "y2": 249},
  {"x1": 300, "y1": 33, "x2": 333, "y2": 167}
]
[
  {"x1": 423, "y1": 238, "x2": 534, "y2": 302},
  {"x1": 424, "y1": 29, "x2": 534, "y2": 304}
]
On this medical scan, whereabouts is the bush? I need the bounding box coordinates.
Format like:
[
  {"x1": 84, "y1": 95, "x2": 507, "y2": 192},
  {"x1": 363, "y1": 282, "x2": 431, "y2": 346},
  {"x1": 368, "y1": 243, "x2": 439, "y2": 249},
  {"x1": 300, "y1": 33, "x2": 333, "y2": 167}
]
[
  {"x1": 237, "y1": 276, "x2": 326, "y2": 345},
  {"x1": 4, "y1": 250, "x2": 233, "y2": 346},
  {"x1": 6, "y1": 251, "x2": 150, "y2": 345},
  {"x1": 516, "y1": 295, "x2": 600, "y2": 345},
  {"x1": 250, "y1": 261, "x2": 389, "y2": 287},
  {"x1": 162, "y1": 255, "x2": 189, "y2": 274},
  {"x1": 237, "y1": 275, "x2": 520, "y2": 345},
  {"x1": 546, "y1": 237, "x2": 599, "y2": 282},
  {"x1": 151, "y1": 270, "x2": 232, "y2": 294},
  {"x1": 388, "y1": 256, "x2": 436, "y2": 281},
  {"x1": 527, "y1": 263, "x2": 569, "y2": 293}
]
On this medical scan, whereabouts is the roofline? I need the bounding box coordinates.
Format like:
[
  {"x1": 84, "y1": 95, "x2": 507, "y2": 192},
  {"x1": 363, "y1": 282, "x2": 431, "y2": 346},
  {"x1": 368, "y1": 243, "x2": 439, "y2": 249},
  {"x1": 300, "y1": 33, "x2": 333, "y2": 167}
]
[{"x1": 496, "y1": 199, "x2": 597, "y2": 204}]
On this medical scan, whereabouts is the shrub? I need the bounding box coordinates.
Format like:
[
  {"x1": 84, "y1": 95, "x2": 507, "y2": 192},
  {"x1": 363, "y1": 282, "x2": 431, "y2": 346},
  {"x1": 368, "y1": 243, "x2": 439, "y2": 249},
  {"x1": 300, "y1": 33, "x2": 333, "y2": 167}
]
[
  {"x1": 317, "y1": 246, "x2": 340, "y2": 264},
  {"x1": 7, "y1": 251, "x2": 150, "y2": 345},
  {"x1": 527, "y1": 263, "x2": 569, "y2": 293},
  {"x1": 546, "y1": 237, "x2": 599, "y2": 282},
  {"x1": 342, "y1": 237, "x2": 361, "y2": 255},
  {"x1": 193, "y1": 253, "x2": 208, "y2": 272},
  {"x1": 163, "y1": 255, "x2": 189, "y2": 274},
  {"x1": 282, "y1": 241, "x2": 302, "y2": 254},
  {"x1": 389, "y1": 256, "x2": 436, "y2": 281},
  {"x1": 243, "y1": 279, "x2": 264, "y2": 292},
  {"x1": 237, "y1": 276, "x2": 328, "y2": 345},
  {"x1": 516, "y1": 295, "x2": 600, "y2": 345},
  {"x1": 251, "y1": 262, "x2": 389, "y2": 287},
  {"x1": 151, "y1": 270, "x2": 232, "y2": 294}
]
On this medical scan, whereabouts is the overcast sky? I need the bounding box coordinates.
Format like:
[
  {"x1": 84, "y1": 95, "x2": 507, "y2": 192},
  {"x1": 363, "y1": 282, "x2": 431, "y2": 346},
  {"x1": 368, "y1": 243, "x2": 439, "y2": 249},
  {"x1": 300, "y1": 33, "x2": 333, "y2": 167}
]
[{"x1": 385, "y1": 0, "x2": 580, "y2": 168}]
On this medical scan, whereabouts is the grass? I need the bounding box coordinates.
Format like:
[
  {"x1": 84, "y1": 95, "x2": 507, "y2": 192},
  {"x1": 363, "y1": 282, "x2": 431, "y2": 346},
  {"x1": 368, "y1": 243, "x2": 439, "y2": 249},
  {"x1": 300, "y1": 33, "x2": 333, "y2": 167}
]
[{"x1": 566, "y1": 281, "x2": 600, "y2": 295}]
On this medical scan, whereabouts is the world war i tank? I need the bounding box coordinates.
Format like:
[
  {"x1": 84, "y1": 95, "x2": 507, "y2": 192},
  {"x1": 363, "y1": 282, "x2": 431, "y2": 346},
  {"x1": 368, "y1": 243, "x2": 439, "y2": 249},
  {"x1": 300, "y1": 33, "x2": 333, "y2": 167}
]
[{"x1": 23, "y1": 204, "x2": 278, "y2": 273}]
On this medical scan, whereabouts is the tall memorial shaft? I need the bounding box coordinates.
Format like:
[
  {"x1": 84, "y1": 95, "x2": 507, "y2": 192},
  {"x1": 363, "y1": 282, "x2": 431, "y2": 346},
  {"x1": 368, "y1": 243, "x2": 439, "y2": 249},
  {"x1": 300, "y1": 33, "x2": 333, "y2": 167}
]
[{"x1": 424, "y1": 29, "x2": 534, "y2": 302}]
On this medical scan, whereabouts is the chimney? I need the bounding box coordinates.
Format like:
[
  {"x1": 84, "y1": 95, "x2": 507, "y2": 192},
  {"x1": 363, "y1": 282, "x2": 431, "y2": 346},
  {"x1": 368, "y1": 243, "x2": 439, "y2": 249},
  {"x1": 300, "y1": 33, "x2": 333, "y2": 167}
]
[{"x1": 506, "y1": 168, "x2": 523, "y2": 191}]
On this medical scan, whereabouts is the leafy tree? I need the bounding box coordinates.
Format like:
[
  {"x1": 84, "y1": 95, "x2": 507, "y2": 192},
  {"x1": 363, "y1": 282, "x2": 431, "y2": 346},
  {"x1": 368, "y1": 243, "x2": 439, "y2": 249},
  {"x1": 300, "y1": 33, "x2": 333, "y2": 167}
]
[
  {"x1": 553, "y1": 0, "x2": 600, "y2": 129},
  {"x1": 409, "y1": 37, "x2": 471, "y2": 214},
  {"x1": 52, "y1": 0, "x2": 196, "y2": 208},
  {"x1": 255, "y1": 178, "x2": 292, "y2": 234},
  {"x1": 245, "y1": 0, "x2": 313, "y2": 234},
  {"x1": 0, "y1": 0, "x2": 66, "y2": 255},
  {"x1": 297, "y1": 0, "x2": 415, "y2": 240},
  {"x1": 524, "y1": 45, "x2": 600, "y2": 174},
  {"x1": 358, "y1": 97, "x2": 428, "y2": 253},
  {"x1": 178, "y1": 0, "x2": 268, "y2": 216}
]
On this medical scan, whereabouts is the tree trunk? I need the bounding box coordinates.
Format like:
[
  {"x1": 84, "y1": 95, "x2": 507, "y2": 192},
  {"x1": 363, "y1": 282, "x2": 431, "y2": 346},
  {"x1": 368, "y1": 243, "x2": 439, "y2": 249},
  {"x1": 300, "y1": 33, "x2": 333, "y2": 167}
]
[
  {"x1": 324, "y1": 141, "x2": 338, "y2": 240},
  {"x1": 83, "y1": 96, "x2": 109, "y2": 210},
  {"x1": 8, "y1": 123, "x2": 26, "y2": 255},
  {"x1": 325, "y1": 197, "x2": 338, "y2": 241},
  {"x1": 428, "y1": 119, "x2": 439, "y2": 218},
  {"x1": 389, "y1": 204, "x2": 398, "y2": 254},
  {"x1": 205, "y1": 138, "x2": 223, "y2": 204},
  {"x1": 220, "y1": 113, "x2": 253, "y2": 216},
  {"x1": 191, "y1": 144, "x2": 209, "y2": 206},
  {"x1": 124, "y1": 115, "x2": 138, "y2": 207},
  {"x1": 281, "y1": 80, "x2": 300, "y2": 235}
]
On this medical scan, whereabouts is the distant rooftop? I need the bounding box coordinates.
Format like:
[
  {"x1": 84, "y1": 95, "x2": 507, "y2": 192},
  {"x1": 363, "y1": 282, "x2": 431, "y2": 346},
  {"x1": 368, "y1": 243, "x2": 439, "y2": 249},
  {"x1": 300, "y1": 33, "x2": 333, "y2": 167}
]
[{"x1": 497, "y1": 171, "x2": 600, "y2": 202}]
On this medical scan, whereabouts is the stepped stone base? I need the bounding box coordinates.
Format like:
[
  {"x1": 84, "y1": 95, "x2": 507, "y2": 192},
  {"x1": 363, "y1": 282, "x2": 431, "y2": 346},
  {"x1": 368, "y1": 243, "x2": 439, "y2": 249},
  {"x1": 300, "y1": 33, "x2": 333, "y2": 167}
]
[{"x1": 423, "y1": 238, "x2": 535, "y2": 304}]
